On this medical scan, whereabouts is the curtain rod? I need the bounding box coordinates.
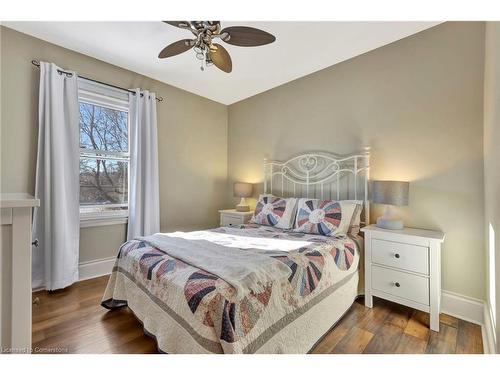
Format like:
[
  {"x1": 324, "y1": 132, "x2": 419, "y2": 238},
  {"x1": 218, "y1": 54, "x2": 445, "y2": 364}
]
[{"x1": 31, "y1": 60, "x2": 164, "y2": 102}]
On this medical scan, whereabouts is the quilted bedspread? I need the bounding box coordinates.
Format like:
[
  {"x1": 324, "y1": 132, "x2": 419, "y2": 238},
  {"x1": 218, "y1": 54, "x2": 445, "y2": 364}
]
[{"x1": 101, "y1": 224, "x2": 361, "y2": 353}]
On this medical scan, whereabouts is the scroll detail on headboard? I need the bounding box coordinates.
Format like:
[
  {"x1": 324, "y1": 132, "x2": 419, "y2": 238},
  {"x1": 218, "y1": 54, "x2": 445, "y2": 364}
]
[{"x1": 263, "y1": 148, "x2": 370, "y2": 225}]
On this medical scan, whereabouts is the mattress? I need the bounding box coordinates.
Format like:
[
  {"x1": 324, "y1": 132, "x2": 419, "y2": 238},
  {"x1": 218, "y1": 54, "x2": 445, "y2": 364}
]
[{"x1": 101, "y1": 224, "x2": 362, "y2": 353}]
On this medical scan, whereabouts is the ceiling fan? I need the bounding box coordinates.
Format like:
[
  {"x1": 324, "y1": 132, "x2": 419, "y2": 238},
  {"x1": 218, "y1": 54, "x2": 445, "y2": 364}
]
[{"x1": 158, "y1": 21, "x2": 276, "y2": 73}]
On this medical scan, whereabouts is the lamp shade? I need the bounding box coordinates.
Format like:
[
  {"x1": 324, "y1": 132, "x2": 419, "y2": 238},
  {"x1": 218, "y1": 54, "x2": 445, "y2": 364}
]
[
  {"x1": 371, "y1": 180, "x2": 409, "y2": 206},
  {"x1": 233, "y1": 182, "x2": 253, "y2": 198}
]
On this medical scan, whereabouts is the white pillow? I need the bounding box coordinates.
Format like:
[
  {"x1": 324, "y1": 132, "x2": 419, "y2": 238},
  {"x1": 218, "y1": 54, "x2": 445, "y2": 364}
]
[
  {"x1": 293, "y1": 198, "x2": 358, "y2": 236},
  {"x1": 250, "y1": 195, "x2": 297, "y2": 229},
  {"x1": 342, "y1": 200, "x2": 363, "y2": 235}
]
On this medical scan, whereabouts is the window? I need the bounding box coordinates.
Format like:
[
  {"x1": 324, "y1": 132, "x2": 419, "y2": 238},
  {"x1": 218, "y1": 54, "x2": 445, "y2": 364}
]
[{"x1": 78, "y1": 79, "x2": 130, "y2": 226}]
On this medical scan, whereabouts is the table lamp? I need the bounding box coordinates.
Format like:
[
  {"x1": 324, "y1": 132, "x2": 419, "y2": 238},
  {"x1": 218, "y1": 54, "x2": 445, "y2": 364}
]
[
  {"x1": 233, "y1": 182, "x2": 253, "y2": 212},
  {"x1": 371, "y1": 180, "x2": 409, "y2": 230}
]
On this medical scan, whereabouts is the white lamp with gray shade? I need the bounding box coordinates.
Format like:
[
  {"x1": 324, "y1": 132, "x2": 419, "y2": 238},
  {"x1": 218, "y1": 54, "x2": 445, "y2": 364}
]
[
  {"x1": 233, "y1": 182, "x2": 253, "y2": 212},
  {"x1": 371, "y1": 180, "x2": 409, "y2": 230}
]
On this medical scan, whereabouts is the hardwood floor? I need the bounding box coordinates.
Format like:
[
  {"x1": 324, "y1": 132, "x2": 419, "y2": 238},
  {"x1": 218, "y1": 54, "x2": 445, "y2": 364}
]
[
  {"x1": 312, "y1": 299, "x2": 483, "y2": 354},
  {"x1": 31, "y1": 275, "x2": 483, "y2": 354}
]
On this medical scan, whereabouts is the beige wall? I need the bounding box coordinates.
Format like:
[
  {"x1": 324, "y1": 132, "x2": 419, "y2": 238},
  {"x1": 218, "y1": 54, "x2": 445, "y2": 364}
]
[
  {"x1": 0, "y1": 26, "x2": 228, "y2": 263},
  {"x1": 483, "y1": 21, "x2": 500, "y2": 353},
  {"x1": 228, "y1": 22, "x2": 486, "y2": 299}
]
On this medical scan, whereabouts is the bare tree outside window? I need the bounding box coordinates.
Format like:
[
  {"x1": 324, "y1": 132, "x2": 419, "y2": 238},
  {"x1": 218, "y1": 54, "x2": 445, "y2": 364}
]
[{"x1": 79, "y1": 102, "x2": 129, "y2": 210}]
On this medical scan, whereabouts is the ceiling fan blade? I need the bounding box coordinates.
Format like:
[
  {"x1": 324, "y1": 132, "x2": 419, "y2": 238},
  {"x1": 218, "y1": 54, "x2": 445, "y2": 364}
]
[
  {"x1": 220, "y1": 26, "x2": 276, "y2": 47},
  {"x1": 163, "y1": 21, "x2": 191, "y2": 29},
  {"x1": 158, "y1": 39, "x2": 194, "y2": 58},
  {"x1": 209, "y1": 43, "x2": 232, "y2": 73}
]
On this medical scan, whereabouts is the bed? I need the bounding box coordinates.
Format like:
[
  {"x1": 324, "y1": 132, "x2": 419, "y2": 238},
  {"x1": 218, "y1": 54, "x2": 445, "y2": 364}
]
[{"x1": 101, "y1": 150, "x2": 370, "y2": 354}]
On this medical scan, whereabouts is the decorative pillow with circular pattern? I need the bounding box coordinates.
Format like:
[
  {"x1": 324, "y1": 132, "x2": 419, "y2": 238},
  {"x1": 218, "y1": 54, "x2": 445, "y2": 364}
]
[
  {"x1": 293, "y1": 198, "x2": 357, "y2": 236},
  {"x1": 250, "y1": 195, "x2": 297, "y2": 229}
]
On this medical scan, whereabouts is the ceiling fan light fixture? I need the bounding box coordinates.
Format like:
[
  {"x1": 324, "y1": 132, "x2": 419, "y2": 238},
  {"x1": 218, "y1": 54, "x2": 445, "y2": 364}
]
[{"x1": 159, "y1": 21, "x2": 276, "y2": 73}]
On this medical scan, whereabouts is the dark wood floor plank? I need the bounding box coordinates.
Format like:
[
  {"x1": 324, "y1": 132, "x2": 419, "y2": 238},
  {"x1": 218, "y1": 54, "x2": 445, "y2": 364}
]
[
  {"x1": 426, "y1": 323, "x2": 458, "y2": 354},
  {"x1": 440, "y1": 314, "x2": 459, "y2": 329},
  {"x1": 73, "y1": 317, "x2": 147, "y2": 354},
  {"x1": 31, "y1": 276, "x2": 483, "y2": 354},
  {"x1": 33, "y1": 303, "x2": 104, "y2": 334},
  {"x1": 395, "y1": 333, "x2": 427, "y2": 354},
  {"x1": 456, "y1": 320, "x2": 483, "y2": 354},
  {"x1": 363, "y1": 322, "x2": 404, "y2": 354},
  {"x1": 310, "y1": 321, "x2": 350, "y2": 353},
  {"x1": 36, "y1": 310, "x2": 147, "y2": 353},
  {"x1": 311, "y1": 303, "x2": 368, "y2": 353},
  {"x1": 355, "y1": 298, "x2": 392, "y2": 334},
  {"x1": 105, "y1": 334, "x2": 158, "y2": 354},
  {"x1": 404, "y1": 310, "x2": 431, "y2": 341},
  {"x1": 385, "y1": 303, "x2": 413, "y2": 330},
  {"x1": 331, "y1": 326, "x2": 374, "y2": 354}
]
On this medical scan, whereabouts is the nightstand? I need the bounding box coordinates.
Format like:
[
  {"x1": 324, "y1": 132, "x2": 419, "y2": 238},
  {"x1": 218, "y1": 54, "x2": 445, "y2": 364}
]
[
  {"x1": 361, "y1": 225, "x2": 445, "y2": 332},
  {"x1": 219, "y1": 209, "x2": 253, "y2": 227}
]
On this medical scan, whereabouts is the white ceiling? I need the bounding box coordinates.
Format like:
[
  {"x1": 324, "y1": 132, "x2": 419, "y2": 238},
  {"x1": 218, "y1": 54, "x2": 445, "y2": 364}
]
[{"x1": 4, "y1": 21, "x2": 441, "y2": 105}]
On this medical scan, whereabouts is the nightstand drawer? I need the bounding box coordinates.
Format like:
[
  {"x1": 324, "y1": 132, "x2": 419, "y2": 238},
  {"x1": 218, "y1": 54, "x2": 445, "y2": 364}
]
[
  {"x1": 372, "y1": 238, "x2": 429, "y2": 275},
  {"x1": 219, "y1": 209, "x2": 253, "y2": 227},
  {"x1": 372, "y1": 265, "x2": 429, "y2": 305},
  {"x1": 221, "y1": 216, "x2": 242, "y2": 227}
]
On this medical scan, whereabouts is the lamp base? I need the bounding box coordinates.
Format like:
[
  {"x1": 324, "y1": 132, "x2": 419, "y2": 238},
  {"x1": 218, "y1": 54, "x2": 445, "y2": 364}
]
[
  {"x1": 235, "y1": 197, "x2": 250, "y2": 212},
  {"x1": 376, "y1": 217, "x2": 404, "y2": 230},
  {"x1": 236, "y1": 204, "x2": 250, "y2": 212}
]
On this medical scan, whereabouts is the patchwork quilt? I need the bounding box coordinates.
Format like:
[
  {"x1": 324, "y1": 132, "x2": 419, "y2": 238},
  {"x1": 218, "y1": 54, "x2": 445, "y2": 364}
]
[{"x1": 101, "y1": 224, "x2": 361, "y2": 353}]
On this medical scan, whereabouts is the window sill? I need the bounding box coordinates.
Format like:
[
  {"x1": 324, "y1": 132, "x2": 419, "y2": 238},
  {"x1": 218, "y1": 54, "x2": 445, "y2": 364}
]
[{"x1": 80, "y1": 212, "x2": 128, "y2": 228}]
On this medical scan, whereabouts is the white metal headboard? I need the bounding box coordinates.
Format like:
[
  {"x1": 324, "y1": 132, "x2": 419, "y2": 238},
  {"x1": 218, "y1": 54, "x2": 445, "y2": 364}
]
[{"x1": 263, "y1": 148, "x2": 370, "y2": 225}]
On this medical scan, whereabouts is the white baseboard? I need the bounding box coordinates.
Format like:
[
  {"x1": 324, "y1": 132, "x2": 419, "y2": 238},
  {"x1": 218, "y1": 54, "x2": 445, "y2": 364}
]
[
  {"x1": 78, "y1": 256, "x2": 115, "y2": 281},
  {"x1": 441, "y1": 289, "x2": 497, "y2": 354},
  {"x1": 482, "y1": 301, "x2": 497, "y2": 354},
  {"x1": 32, "y1": 256, "x2": 115, "y2": 292},
  {"x1": 441, "y1": 290, "x2": 485, "y2": 325}
]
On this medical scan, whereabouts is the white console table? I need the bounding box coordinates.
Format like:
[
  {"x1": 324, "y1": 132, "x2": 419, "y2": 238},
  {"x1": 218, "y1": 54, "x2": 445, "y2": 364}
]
[{"x1": 0, "y1": 193, "x2": 39, "y2": 353}]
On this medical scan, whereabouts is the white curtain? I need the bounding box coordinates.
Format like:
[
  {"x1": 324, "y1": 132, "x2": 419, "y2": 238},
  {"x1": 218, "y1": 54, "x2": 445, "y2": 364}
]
[
  {"x1": 32, "y1": 62, "x2": 80, "y2": 290},
  {"x1": 127, "y1": 89, "x2": 160, "y2": 240}
]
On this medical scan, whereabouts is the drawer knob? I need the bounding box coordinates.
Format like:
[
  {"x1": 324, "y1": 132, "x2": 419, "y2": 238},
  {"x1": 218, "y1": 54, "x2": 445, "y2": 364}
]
[
  {"x1": 394, "y1": 282, "x2": 401, "y2": 288},
  {"x1": 394, "y1": 253, "x2": 400, "y2": 259}
]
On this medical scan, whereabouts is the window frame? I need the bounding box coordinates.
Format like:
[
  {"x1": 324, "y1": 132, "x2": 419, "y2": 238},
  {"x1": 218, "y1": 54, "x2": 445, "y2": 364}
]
[{"x1": 77, "y1": 80, "x2": 131, "y2": 227}]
